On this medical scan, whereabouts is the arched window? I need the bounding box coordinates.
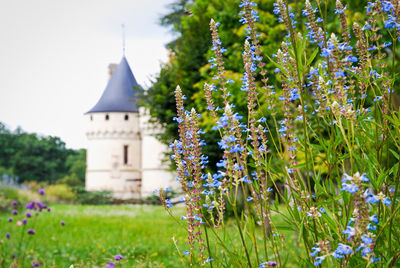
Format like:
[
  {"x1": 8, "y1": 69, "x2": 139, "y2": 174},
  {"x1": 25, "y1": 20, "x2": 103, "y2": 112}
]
[
  {"x1": 124, "y1": 114, "x2": 129, "y2": 121},
  {"x1": 105, "y1": 114, "x2": 109, "y2": 120}
]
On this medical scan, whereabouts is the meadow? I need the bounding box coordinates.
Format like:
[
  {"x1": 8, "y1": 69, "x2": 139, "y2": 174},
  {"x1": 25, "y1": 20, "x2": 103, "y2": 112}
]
[
  {"x1": 0, "y1": 204, "x2": 302, "y2": 267},
  {"x1": 1, "y1": 204, "x2": 188, "y2": 267}
]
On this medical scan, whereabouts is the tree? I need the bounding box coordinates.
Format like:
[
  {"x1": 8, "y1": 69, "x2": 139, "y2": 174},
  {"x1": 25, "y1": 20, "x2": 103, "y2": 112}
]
[{"x1": 0, "y1": 122, "x2": 86, "y2": 184}]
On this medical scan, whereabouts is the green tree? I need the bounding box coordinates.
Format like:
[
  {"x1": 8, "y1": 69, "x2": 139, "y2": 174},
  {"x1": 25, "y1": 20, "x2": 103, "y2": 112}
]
[{"x1": 0, "y1": 122, "x2": 86, "y2": 184}]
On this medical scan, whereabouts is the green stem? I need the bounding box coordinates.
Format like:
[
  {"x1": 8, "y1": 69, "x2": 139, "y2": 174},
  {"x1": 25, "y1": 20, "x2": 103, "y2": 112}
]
[
  {"x1": 203, "y1": 225, "x2": 214, "y2": 268},
  {"x1": 388, "y1": 163, "x2": 400, "y2": 256},
  {"x1": 233, "y1": 205, "x2": 252, "y2": 268}
]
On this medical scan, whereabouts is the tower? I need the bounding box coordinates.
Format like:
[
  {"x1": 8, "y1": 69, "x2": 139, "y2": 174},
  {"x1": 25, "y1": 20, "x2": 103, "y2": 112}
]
[{"x1": 85, "y1": 56, "x2": 142, "y2": 198}]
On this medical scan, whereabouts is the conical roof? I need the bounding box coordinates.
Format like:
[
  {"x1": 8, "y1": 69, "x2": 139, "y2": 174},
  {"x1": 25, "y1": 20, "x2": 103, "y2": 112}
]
[{"x1": 87, "y1": 56, "x2": 140, "y2": 113}]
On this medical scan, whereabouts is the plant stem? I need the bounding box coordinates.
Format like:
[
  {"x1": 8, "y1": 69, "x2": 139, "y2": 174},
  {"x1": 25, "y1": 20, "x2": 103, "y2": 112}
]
[
  {"x1": 203, "y1": 225, "x2": 214, "y2": 268},
  {"x1": 233, "y1": 205, "x2": 252, "y2": 268}
]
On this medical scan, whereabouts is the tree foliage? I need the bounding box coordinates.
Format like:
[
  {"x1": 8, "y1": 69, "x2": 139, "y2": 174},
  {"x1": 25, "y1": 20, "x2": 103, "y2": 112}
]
[
  {"x1": 0, "y1": 122, "x2": 85, "y2": 184},
  {"x1": 143, "y1": 0, "x2": 371, "y2": 171}
]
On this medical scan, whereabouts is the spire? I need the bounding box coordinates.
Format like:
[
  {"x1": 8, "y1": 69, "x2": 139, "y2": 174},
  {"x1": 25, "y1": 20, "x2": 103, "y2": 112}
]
[
  {"x1": 86, "y1": 57, "x2": 141, "y2": 113},
  {"x1": 122, "y1": 23, "x2": 126, "y2": 56}
]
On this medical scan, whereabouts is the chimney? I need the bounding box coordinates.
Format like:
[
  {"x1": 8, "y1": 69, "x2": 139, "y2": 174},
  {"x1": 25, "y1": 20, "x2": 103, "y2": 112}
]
[{"x1": 108, "y1": 63, "x2": 118, "y2": 78}]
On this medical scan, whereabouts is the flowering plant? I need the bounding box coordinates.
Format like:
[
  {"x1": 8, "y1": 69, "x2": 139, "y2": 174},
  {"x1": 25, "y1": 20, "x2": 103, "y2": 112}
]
[{"x1": 161, "y1": 0, "x2": 400, "y2": 266}]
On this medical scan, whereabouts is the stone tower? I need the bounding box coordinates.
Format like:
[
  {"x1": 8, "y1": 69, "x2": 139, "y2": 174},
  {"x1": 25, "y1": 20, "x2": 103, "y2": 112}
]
[{"x1": 85, "y1": 56, "x2": 142, "y2": 198}]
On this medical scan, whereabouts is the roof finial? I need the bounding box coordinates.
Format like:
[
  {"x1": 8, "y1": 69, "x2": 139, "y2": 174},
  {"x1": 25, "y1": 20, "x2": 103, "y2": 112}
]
[{"x1": 121, "y1": 23, "x2": 126, "y2": 56}]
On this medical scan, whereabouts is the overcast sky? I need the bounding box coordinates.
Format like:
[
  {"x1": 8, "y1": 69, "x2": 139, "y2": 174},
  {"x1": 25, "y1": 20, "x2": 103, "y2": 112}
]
[{"x1": 0, "y1": 0, "x2": 175, "y2": 149}]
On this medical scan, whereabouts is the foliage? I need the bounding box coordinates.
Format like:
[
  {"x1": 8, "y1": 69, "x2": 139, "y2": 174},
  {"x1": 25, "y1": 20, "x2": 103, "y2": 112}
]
[
  {"x1": 144, "y1": 0, "x2": 369, "y2": 171},
  {"x1": 73, "y1": 187, "x2": 112, "y2": 205},
  {"x1": 162, "y1": 0, "x2": 400, "y2": 267},
  {"x1": 0, "y1": 187, "x2": 28, "y2": 212},
  {"x1": 45, "y1": 184, "x2": 77, "y2": 203},
  {"x1": 57, "y1": 173, "x2": 82, "y2": 187},
  {"x1": 0, "y1": 122, "x2": 86, "y2": 184}
]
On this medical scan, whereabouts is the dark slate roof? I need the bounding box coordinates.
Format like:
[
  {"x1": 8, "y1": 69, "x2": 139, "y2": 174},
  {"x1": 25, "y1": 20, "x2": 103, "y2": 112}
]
[{"x1": 87, "y1": 56, "x2": 141, "y2": 113}]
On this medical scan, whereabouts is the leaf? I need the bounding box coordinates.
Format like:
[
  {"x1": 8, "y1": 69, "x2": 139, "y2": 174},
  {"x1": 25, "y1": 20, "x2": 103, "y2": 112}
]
[
  {"x1": 389, "y1": 149, "x2": 399, "y2": 160},
  {"x1": 306, "y1": 49, "x2": 319, "y2": 67}
]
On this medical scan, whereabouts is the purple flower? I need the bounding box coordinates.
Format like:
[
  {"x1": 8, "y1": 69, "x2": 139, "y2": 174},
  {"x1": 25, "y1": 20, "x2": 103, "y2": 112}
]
[
  {"x1": 38, "y1": 189, "x2": 45, "y2": 195},
  {"x1": 12, "y1": 210, "x2": 18, "y2": 215},
  {"x1": 36, "y1": 201, "x2": 46, "y2": 211},
  {"x1": 106, "y1": 262, "x2": 115, "y2": 268},
  {"x1": 26, "y1": 212, "x2": 32, "y2": 218},
  {"x1": 8, "y1": 217, "x2": 13, "y2": 222},
  {"x1": 32, "y1": 262, "x2": 40, "y2": 267},
  {"x1": 12, "y1": 201, "x2": 17, "y2": 206},
  {"x1": 26, "y1": 201, "x2": 36, "y2": 210},
  {"x1": 27, "y1": 229, "x2": 35, "y2": 235},
  {"x1": 115, "y1": 254, "x2": 123, "y2": 261},
  {"x1": 61, "y1": 221, "x2": 65, "y2": 226},
  {"x1": 23, "y1": 218, "x2": 27, "y2": 225},
  {"x1": 6, "y1": 232, "x2": 10, "y2": 239}
]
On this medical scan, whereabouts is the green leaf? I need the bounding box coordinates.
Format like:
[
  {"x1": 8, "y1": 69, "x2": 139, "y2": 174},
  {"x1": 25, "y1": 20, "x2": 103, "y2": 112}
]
[
  {"x1": 389, "y1": 149, "x2": 399, "y2": 160},
  {"x1": 306, "y1": 49, "x2": 319, "y2": 67}
]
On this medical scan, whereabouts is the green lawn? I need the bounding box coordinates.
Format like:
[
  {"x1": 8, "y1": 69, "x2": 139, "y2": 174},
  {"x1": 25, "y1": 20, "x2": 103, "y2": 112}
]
[
  {"x1": 0, "y1": 204, "x2": 303, "y2": 267},
  {"x1": 1, "y1": 204, "x2": 187, "y2": 267}
]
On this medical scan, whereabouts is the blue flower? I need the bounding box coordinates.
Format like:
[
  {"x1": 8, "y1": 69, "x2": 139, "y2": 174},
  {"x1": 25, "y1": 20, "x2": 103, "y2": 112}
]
[
  {"x1": 335, "y1": 70, "x2": 345, "y2": 77},
  {"x1": 310, "y1": 246, "x2": 321, "y2": 257},
  {"x1": 366, "y1": 194, "x2": 379, "y2": 204},
  {"x1": 335, "y1": 243, "x2": 353, "y2": 256},
  {"x1": 313, "y1": 256, "x2": 325, "y2": 266},
  {"x1": 247, "y1": 197, "x2": 253, "y2": 202},
  {"x1": 335, "y1": 8, "x2": 345, "y2": 14},
  {"x1": 370, "y1": 256, "x2": 381, "y2": 263},
  {"x1": 216, "y1": 160, "x2": 226, "y2": 168},
  {"x1": 183, "y1": 250, "x2": 190, "y2": 255},
  {"x1": 321, "y1": 48, "x2": 331, "y2": 57},
  {"x1": 361, "y1": 234, "x2": 373, "y2": 245},
  {"x1": 369, "y1": 215, "x2": 379, "y2": 224},
  {"x1": 165, "y1": 199, "x2": 173, "y2": 208},
  {"x1": 381, "y1": 1, "x2": 394, "y2": 12},
  {"x1": 382, "y1": 197, "x2": 392, "y2": 206},
  {"x1": 205, "y1": 257, "x2": 214, "y2": 263},
  {"x1": 342, "y1": 226, "x2": 355, "y2": 240},
  {"x1": 341, "y1": 183, "x2": 359, "y2": 193},
  {"x1": 341, "y1": 173, "x2": 352, "y2": 183}
]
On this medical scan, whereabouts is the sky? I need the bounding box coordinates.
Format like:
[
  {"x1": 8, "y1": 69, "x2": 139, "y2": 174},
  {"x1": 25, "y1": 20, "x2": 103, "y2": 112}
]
[{"x1": 0, "y1": 0, "x2": 175, "y2": 149}]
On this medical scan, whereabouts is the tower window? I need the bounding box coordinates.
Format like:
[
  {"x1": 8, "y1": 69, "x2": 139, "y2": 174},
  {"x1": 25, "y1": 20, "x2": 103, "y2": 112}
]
[
  {"x1": 105, "y1": 114, "x2": 109, "y2": 120},
  {"x1": 123, "y1": 145, "x2": 128, "y2": 165},
  {"x1": 90, "y1": 115, "x2": 93, "y2": 121},
  {"x1": 124, "y1": 114, "x2": 129, "y2": 121}
]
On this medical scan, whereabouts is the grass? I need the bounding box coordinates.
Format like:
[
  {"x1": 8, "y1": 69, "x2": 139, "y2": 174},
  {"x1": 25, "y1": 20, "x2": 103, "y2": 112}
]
[
  {"x1": 0, "y1": 204, "x2": 187, "y2": 267},
  {"x1": 0, "y1": 204, "x2": 302, "y2": 267}
]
